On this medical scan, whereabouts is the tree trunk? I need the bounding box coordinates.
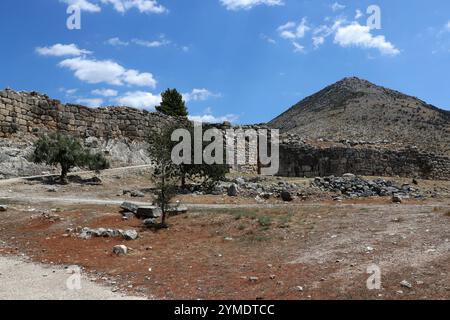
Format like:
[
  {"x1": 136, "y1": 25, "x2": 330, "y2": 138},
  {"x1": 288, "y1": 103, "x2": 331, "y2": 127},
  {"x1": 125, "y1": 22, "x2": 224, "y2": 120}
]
[
  {"x1": 181, "y1": 172, "x2": 186, "y2": 188},
  {"x1": 60, "y1": 166, "x2": 69, "y2": 184}
]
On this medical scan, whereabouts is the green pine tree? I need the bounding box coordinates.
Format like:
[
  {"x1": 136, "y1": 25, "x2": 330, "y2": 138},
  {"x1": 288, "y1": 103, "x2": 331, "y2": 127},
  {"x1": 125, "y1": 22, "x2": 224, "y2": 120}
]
[{"x1": 156, "y1": 88, "x2": 188, "y2": 117}]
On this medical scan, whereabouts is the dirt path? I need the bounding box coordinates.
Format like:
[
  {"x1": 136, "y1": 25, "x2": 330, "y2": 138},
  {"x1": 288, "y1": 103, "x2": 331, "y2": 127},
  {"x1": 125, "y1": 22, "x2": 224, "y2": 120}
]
[
  {"x1": 0, "y1": 256, "x2": 145, "y2": 300},
  {"x1": 0, "y1": 164, "x2": 153, "y2": 186},
  {"x1": 1, "y1": 193, "x2": 449, "y2": 211}
]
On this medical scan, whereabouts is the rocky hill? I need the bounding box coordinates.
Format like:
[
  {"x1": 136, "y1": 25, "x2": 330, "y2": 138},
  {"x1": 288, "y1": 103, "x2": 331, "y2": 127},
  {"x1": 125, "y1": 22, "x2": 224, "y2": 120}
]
[{"x1": 269, "y1": 77, "x2": 450, "y2": 156}]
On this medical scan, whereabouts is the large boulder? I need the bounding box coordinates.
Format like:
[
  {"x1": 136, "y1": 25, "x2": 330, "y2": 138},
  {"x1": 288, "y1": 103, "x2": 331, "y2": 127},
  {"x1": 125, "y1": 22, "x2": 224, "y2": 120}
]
[
  {"x1": 120, "y1": 202, "x2": 139, "y2": 214},
  {"x1": 136, "y1": 206, "x2": 162, "y2": 219}
]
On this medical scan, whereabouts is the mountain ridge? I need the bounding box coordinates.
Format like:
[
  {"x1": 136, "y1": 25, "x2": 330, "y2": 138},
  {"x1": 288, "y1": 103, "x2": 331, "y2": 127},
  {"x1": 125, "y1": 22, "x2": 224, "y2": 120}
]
[{"x1": 269, "y1": 77, "x2": 450, "y2": 155}]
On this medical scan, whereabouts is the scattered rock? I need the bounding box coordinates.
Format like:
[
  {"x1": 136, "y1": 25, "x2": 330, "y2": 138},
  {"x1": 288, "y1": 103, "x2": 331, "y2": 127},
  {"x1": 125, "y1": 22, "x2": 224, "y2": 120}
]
[
  {"x1": 281, "y1": 190, "x2": 293, "y2": 202},
  {"x1": 131, "y1": 190, "x2": 145, "y2": 198},
  {"x1": 392, "y1": 194, "x2": 403, "y2": 203},
  {"x1": 136, "y1": 206, "x2": 161, "y2": 219},
  {"x1": 400, "y1": 280, "x2": 412, "y2": 289},
  {"x1": 143, "y1": 218, "x2": 158, "y2": 227},
  {"x1": 120, "y1": 202, "x2": 139, "y2": 214},
  {"x1": 227, "y1": 184, "x2": 239, "y2": 197},
  {"x1": 167, "y1": 204, "x2": 188, "y2": 215},
  {"x1": 41, "y1": 212, "x2": 62, "y2": 222},
  {"x1": 113, "y1": 245, "x2": 128, "y2": 255},
  {"x1": 122, "y1": 230, "x2": 139, "y2": 240},
  {"x1": 46, "y1": 186, "x2": 58, "y2": 193},
  {"x1": 313, "y1": 175, "x2": 421, "y2": 199},
  {"x1": 0, "y1": 205, "x2": 7, "y2": 212},
  {"x1": 78, "y1": 228, "x2": 139, "y2": 240}
]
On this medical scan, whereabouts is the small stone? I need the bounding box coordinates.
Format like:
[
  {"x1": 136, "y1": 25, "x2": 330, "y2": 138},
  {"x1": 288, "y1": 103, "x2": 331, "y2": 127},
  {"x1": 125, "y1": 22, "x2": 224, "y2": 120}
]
[
  {"x1": 296, "y1": 286, "x2": 304, "y2": 292},
  {"x1": 400, "y1": 280, "x2": 412, "y2": 289},
  {"x1": 122, "y1": 230, "x2": 139, "y2": 240},
  {"x1": 392, "y1": 194, "x2": 403, "y2": 203},
  {"x1": 0, "y1": 205, "x2": 7, "y2": 212},
  {"x1": 249, "y1": 277, "x2": 259, "y2": 282},
  {"x1": 112, "y1": 245, "x2": 128, "y2": 255},
  {"x1": 131, "y1": 190, "x2": 145, "y2": 198},
  {"x1": 143, "y1": 218, "x2": 158, "y2": 227}
]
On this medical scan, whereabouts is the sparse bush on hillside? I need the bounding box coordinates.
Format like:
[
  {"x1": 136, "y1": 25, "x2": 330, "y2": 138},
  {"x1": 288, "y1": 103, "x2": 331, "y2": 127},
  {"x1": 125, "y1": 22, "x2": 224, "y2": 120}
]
[{"x1": 32, "y1": 133, "x2": 110, "y2": 184}]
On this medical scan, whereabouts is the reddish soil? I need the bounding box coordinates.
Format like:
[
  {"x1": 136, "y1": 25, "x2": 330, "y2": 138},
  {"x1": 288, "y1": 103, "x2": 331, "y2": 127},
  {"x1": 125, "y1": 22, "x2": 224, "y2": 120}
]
[{"x1": 0, "y1": 200, "x2": 449, "y2": 300}]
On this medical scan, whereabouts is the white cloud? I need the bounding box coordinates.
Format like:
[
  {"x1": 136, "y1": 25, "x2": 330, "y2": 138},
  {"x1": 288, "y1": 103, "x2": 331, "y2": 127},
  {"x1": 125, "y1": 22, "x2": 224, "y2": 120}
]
[
  {"x1": 260, "y1": 33, "x2": 276, "y2": 44},
  {"x1": 132, "y1": 38, "x2": 170, "y2": 48},
  {"x1": 355, "y1": 9, "x2": 363, "y2": 19},
  {"x1": 123, "y1": 69, "x2": 157, "y2": 87},
  {"x1": 189, "y1": 111, "x2": 239, "y2": 124},
  {"x1": 92, "y1": 88, "x2": 118, "y2": 97},
  {"x1": 60, "y1": 0, "x2": 101, "y2": 12},
  {"x1": 100, "y1": 0, "x2": 167, "y2": 14},
  {"x1": 58, "y1": 57, "x2": 157, "y2": 87},
  {"x1": 292, "y1": 41, "x2": 305, "y2": 53},
  {"x1": 76, "y1": 98, "x2": 104, "y2": 107},
  {"x1": 446, "y1": 21, "x2": 450, "y2": 31},
  {"x1": 334, "y1": 23, "x2": 400, "y2": 56},
  {"x1": 220, "y1": 0, "x2": 283, "y2": 11},
  {"x1": 59, "y1": 88, "x2": 78, "y2": 96},
  {"x1": 36, "y1": 44, "x2": 91, "y2": 57},
  {"x1": 312, "y1": 36, "x2": 325, "y2": 49},
  {"x1": 331, "y1": 2, "x2": 345, "y2": 12},
  {"x1": 183, "y1": 89, "x2": 221, "y2": 102},
  {"x1": 115, "y1": 91, "x2": 161, "y2": 109},
  {"x1": 106, "y1": 37, "x2": 129, "y2": 46},
  {"x1": 278, "y1": 18, "x2": 310, "y2": 39}
]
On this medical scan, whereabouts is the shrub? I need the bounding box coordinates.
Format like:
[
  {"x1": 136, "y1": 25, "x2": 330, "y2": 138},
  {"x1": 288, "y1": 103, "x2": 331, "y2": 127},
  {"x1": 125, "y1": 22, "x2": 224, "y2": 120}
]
[{"x1": 32, "y1": 133, "x2": 109, "y2": 183}]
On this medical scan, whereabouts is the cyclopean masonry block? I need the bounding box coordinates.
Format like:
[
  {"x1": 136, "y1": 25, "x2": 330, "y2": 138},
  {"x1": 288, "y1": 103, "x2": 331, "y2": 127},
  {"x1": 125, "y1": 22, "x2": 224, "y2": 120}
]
[
  {"x1": 0, "y1": 89, "x2": 177, "y2": 140},
  {"x1": 277, "y1": 143, "x2": 450, "y2": 180}
]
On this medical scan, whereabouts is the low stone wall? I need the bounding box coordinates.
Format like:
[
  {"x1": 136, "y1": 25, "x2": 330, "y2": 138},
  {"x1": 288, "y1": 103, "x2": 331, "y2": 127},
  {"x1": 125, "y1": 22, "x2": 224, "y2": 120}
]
[
  {"x1": 0, "y1": 89, "x2": 175, "y2": 140},
  {"x1": 278, "y1": 144, "x2": 450, "y2": 180}
]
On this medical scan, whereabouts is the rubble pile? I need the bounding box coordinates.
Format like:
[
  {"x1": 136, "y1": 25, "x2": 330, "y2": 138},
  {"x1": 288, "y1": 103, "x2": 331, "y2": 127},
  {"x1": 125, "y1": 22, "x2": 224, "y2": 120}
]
[
  {"x1": 312, "y1": 174, "x2": 422, "y2": 199},
  {"x1": 77, "y1": 228, "x2": 139, "y2": 240}
]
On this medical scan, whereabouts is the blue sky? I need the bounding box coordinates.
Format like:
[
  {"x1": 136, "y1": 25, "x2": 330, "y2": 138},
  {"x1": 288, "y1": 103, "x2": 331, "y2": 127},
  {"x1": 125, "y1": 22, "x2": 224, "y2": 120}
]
[{"x1": 0, "y1": 0, "x2": 449, "y2": 124}]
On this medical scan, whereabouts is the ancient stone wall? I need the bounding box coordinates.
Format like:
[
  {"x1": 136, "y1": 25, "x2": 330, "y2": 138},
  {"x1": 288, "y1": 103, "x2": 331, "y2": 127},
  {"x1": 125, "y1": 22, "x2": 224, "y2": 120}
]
[
  {"x1": 1, "y1": 88, "x2": 449, "y2": 180},
  {"x1": 278, "y1": 144, "x2": 450, "y2": 180},
  {"x1": 0, "y1": 89, "x2": 174, "y2": 139}
]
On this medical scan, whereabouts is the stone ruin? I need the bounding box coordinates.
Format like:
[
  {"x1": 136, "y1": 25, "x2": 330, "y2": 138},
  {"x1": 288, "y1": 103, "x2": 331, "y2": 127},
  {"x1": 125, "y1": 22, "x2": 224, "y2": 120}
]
[{"x1": 1, "y1": 88, "x2": 450, "y2": 180}]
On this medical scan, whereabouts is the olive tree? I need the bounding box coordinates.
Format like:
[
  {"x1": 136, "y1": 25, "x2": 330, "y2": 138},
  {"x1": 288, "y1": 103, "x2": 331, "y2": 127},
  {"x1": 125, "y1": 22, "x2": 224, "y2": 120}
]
[{"x1": 32, "y1": 133, "x2": 110, "y2": 183}]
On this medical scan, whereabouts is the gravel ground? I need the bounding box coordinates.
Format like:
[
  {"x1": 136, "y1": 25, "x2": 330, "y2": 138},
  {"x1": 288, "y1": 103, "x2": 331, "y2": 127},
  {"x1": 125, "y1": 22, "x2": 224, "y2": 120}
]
[{"x1": 0, "y1": 256, "x2": 145, "y2": 300}]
